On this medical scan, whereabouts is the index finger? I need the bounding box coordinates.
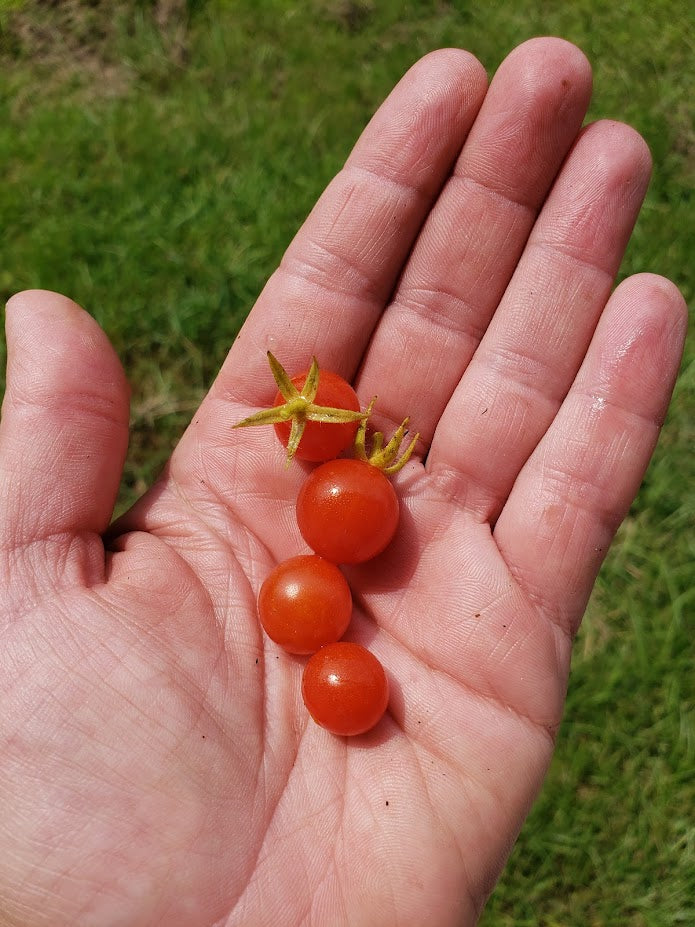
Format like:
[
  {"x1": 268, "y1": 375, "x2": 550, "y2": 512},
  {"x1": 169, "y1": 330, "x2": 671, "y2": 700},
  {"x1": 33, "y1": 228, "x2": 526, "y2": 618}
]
[{"x1": 209, "y1": 49, "x2": 488, "y2": 410}]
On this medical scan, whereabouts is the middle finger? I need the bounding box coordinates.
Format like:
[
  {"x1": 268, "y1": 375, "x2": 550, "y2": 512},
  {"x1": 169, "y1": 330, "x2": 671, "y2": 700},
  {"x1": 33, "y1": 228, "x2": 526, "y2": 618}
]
[{"x1": 356, "y1": 37, "x2": 592, "y2": 443}]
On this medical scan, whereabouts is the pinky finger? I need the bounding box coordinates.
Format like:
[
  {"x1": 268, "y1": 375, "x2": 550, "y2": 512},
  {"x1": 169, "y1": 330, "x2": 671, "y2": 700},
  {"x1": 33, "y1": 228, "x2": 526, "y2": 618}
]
[{"x1": 494, "y1": 274, "x2": 687, "y2": 636}]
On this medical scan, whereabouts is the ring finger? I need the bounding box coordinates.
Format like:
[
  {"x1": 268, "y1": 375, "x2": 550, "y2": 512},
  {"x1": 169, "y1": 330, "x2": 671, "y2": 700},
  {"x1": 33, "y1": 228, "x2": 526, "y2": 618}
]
[{"x1": 427, "y1": 118, "x2": 653, "y2": 522}]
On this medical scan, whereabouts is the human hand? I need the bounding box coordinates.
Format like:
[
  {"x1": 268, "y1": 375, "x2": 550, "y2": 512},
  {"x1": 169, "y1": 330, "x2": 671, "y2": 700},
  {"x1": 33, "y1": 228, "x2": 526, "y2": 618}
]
[{"x1": 0, "y1": 38, "x2": 686, "y2": 927}]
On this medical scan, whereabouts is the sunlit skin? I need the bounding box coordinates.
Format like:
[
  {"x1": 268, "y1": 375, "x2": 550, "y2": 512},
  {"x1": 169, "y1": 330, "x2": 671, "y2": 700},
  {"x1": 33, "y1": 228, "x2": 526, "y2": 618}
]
[
  {"x1": 297, "y1": 458, "x2": 400, "y2": 563},
  {"x1": 258, "y1": 554, "x2": 352, "y2": 654},
  {"x1": 302, "y1": 643, "x2": 390, "y2": 736},
  {"x1": 0, "y1": 39, "x2": 686, "y2": 927}
]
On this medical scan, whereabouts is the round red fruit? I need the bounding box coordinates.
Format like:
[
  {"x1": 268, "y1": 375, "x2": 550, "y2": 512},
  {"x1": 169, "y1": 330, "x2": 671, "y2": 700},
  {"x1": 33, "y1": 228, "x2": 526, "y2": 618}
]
[
  {"x1": 296, "y1": 458, "x2": 399, "y2": 564},
  {"x1": 274, "y1": 369, "x2": 361, "y2": 462},
  {"x1": 301, "y1": 642, "x2": 389, "y2": 736},
  {"x1": 258, "y1": 555, "x2": 352, "y2": 654}
]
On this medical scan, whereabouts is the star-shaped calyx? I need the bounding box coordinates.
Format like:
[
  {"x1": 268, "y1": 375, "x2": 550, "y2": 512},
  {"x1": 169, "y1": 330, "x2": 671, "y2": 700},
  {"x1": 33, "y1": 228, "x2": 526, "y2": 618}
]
[{"x1": 233, "y1": 352, "x2": 367, "y2": 464}]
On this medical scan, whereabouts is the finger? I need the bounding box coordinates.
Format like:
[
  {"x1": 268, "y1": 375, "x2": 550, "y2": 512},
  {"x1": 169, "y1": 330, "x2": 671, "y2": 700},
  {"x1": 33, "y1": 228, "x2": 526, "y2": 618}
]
[
  {"x1": 427, "y1": 120, "x2": 652, "y2": 519},
  {"x1": 0, "y1": 290, "x2": 130, "y2": 546},
  {"x1": 356, "y1": 37, "x2": 593, "y2": 444},
  {"x1": 493, "y1": 274, "x2": 687, "y2": 635},
  {"x1": 210, "y1": 48, "x2": 488, "y2": 409}
]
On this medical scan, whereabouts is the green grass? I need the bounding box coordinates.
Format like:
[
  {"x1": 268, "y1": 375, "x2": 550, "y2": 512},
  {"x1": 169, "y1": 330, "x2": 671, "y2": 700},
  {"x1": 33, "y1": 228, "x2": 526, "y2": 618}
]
[{"x1": 1, "y1": 1, "x2": 693, "y2": 924}]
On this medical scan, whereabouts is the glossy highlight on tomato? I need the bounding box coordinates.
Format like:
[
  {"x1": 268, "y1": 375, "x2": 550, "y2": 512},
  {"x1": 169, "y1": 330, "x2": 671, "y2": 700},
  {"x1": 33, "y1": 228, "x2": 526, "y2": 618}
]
[
  {"x1": 296, "y1": 458, "x2": 399, "y2": 564},
  {"x1": 274, "y1": 369, "x2": 361, "y2": 462},
  {"x1": 257, "y1": 555, "x2": 352, "y2": 654},
  {"x1": 301, "y1": 642, "x2": 389, "y2": 736}
]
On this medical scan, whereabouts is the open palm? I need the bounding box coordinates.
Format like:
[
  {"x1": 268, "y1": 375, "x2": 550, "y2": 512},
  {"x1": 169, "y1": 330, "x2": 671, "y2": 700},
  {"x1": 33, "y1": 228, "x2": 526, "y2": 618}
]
[{"x1": 1, "y1": 39, "x2": 686, "y2": 927}]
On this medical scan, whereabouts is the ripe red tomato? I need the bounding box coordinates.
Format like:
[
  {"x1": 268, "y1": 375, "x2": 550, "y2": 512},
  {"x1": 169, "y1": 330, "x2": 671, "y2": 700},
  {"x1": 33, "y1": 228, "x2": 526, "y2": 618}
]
[
  {"x1": 301, "y1": 642, "x2": 389, "y2": 736},
  {"x1": 274, "y1": 369, "x2": 361, "y2": 462},
  {"x1": 257, "y1": 555, "x2": 352, "y2": 654},
  {"x1": 296, "y1": 458, "x2": 399, "y2": 564}
]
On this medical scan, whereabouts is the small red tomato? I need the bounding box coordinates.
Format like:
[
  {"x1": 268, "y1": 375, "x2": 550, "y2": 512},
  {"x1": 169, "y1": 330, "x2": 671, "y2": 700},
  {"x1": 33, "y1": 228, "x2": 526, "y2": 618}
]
[
  {"x1": 257, "y1": 555, "x2": 352, "y2": 654},
  {"x1": 302, "y1": 642, "x2": 389, "y2": 736},
  {"x1": 274, "y1": 369, "x2": 361, "y2": 462},
  {"x1": 296, "y1": 458, "x2": 399, "y2": 564}
]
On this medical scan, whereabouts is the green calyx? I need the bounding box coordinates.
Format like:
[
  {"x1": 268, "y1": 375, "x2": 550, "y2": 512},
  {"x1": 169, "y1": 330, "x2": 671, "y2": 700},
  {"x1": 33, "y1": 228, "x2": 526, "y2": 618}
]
[
  {"x1": 354, "y1": 398, "x2": 419, "y2": 475},
  {"x1": 233, "y1": 352, "x2": 366, "y2": 463}
]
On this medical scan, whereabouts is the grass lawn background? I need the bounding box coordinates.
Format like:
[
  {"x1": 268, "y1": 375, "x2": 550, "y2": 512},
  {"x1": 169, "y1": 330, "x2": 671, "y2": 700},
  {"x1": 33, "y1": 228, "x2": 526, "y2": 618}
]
[{"x1": 1, "y1": 1, "x2": 693, "y2": 924}]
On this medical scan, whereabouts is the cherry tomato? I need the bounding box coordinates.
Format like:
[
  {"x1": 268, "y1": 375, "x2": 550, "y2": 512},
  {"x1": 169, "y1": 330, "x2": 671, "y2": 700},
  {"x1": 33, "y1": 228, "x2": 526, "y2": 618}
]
[
  {"x1": 296, "y1": 458, "x2": 399, "y2": 564},
  {"x1": 302, "y1": 642, "x2": 389, "y2": 736},
  {"x1": 257, "y1": 555, "x2": 352, "y2": 654},
  {"x1": 274, "y1": 369, "x2": 361, "y2": 462}
]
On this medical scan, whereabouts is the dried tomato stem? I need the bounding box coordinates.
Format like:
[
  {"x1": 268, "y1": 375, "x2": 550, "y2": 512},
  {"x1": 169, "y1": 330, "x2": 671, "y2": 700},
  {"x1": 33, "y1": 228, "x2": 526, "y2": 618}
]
[{"x1": 354, "y1": 397, "x2": 419, "y2": 474}]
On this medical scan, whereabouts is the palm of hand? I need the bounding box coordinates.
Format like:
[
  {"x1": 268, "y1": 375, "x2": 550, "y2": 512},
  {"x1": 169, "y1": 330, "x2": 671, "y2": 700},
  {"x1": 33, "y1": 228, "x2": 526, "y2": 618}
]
[
  {"x1": 1, "y1": 40, "x2": 685, "y2": 927},
  {"x1": 2, "y1": 436, "x2": 557, "y2": 927}
]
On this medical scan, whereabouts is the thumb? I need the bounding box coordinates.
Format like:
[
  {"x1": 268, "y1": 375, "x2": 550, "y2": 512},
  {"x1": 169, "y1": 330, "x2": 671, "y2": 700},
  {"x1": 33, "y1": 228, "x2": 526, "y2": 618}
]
[{"x1": 0, "y1": 290, "x2": 130, "y2": 547}]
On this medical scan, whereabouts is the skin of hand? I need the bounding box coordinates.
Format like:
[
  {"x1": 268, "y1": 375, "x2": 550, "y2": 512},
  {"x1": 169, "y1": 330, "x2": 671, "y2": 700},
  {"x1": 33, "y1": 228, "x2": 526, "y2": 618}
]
[{"x1": 0, "y1": 37, "x2": 687, "y2": 927}]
